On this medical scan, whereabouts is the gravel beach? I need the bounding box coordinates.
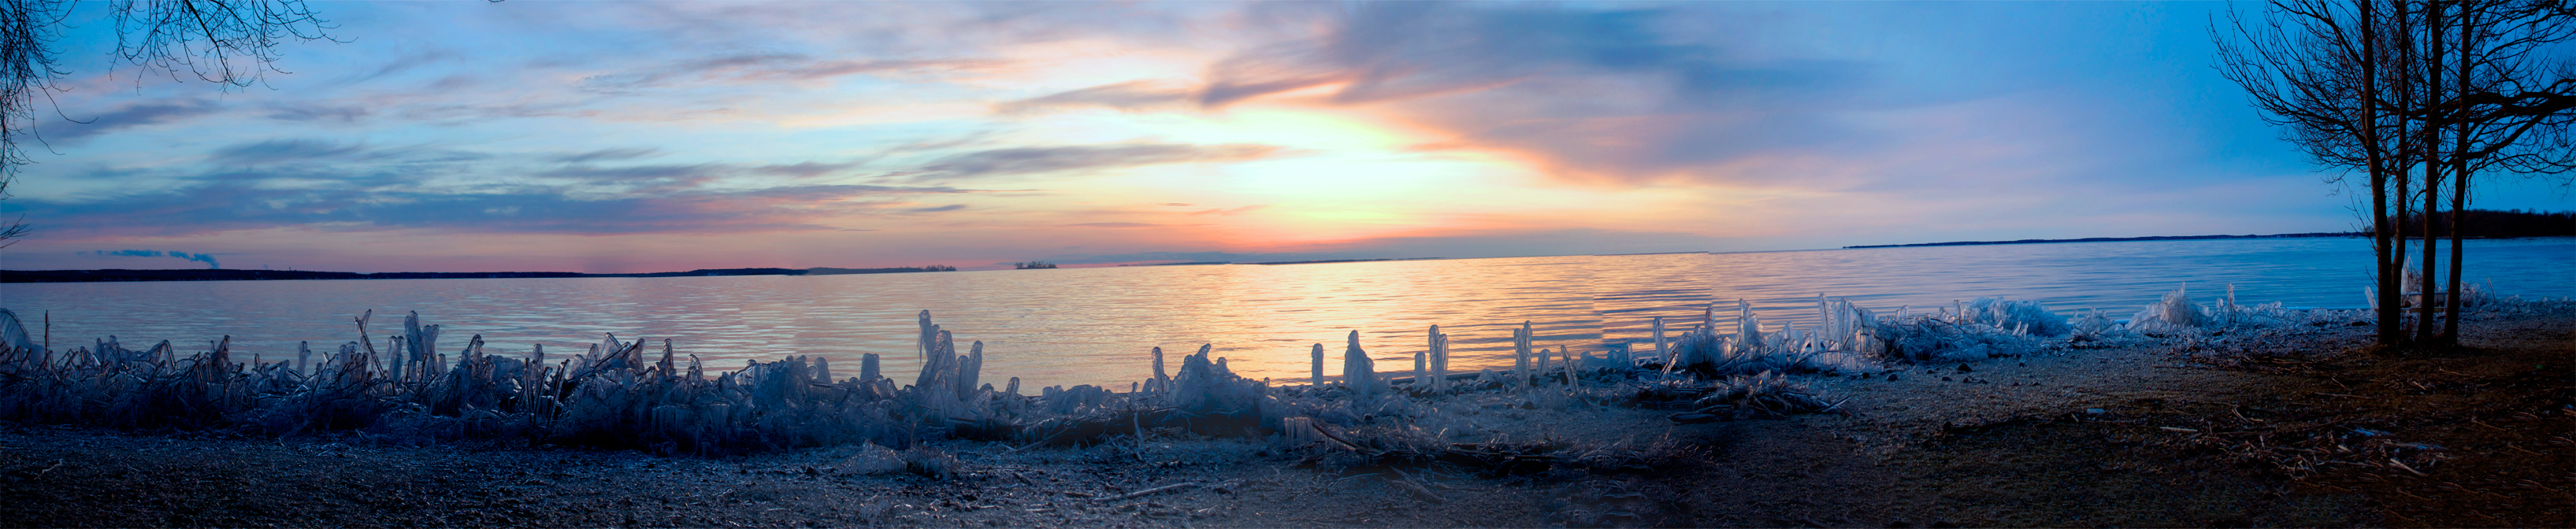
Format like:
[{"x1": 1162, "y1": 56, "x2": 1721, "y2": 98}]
[{"x1": 1, "y1": 313, "x2": 2568, "y2": 527}]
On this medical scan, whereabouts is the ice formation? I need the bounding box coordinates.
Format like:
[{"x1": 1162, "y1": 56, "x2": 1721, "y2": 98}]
[
  {"x1": 1427, "y1": 325, "x2": 1449, "y2": 392},
  {"x1": 0, "y1": 280, "x2": 2457, "y2": 457},
  {"x1": 1340, "y1": 331, "x2": 1380, "y2": 398},
  {"x1": 0, "y1": 309, "x2": 34, "y2": 352},
  {"x1": 2128, "y1": 285, "x2": 2207, "y2": 334}
]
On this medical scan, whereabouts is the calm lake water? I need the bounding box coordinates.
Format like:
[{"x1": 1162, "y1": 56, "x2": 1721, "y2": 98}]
[{"x1": 5, "y1": 237, "x2": 2570, "y2": 389}]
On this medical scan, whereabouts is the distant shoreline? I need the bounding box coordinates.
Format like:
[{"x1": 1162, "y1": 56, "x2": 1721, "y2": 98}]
[
  {"x1": 1842, "y1": 231, "x2": 2361, "y2": 249},
  {"x1": 0, "y1": 266, "x2": 952, "y2": 283},
  {"x1": 20, "y1": 231, "x2": 2518, "y2": 282},
  {"x1": 1241, "y1": 257, "x2": 1445, "y2": 265}
]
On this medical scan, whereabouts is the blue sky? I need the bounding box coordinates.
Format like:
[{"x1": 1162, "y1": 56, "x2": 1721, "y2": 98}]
[{"x1": 2, "y1": 1, "x2": 2568, "y2": 272}]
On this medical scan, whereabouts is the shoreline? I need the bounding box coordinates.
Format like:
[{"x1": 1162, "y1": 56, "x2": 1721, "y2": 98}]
[
  {"x1": 2, "y1": 306, "x2": 2570, "y2": 526},
  {"x1": 1842, "y1": 231, "x2": 2361, "y2": 249},
  {"x1": 0, "y1": 267, "x2": 948, "y2": 283}
]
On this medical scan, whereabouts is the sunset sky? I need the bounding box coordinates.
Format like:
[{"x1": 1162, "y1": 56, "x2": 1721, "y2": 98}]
[{"x1": 3, "y1": 1, "x2": 2570, "y2": 273}]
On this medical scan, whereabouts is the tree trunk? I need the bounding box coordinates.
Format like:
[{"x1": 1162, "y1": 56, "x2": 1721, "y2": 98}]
[
  {"x1": 2390, "y1": 0, "x2": 2418, "y2": 347},
  {"x1": 2418, "y1": 0, "x2": 2446, "y2": 346},
  {"x1": 2442, "y1": 0, "x2": 2474, "y2": 344},
  {"x1": 2364, "y1": 0, "x2": 2400, "y2": 347},
  {"x1": 2418, "y1": 163, "x2": 2441, "y2": 345}
]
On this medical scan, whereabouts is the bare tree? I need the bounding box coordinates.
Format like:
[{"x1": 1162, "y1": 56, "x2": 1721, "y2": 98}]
[
  {"x1": 2221, "y1": 0, "x2": 2576, "y2": 347},
  {"x1": 2426, "y1": 0, "x2": 2576, "y2": 342},
  {"x1": 2215, "y1": 0, "x2": 2409, "y2": 344},
  {"x1": 0, "y1": 0, "x2": 332, "y2": 246}
]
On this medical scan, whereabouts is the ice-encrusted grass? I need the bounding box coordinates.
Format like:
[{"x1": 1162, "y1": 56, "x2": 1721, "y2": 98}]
[{"x1": 0, "y1": 283, "x2": 2534, "y2": 459}]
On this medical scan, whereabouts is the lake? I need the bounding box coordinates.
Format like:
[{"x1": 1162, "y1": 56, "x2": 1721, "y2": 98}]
[{"x1": 5, "y1": 236, "x2": 2569, "y2": 389}]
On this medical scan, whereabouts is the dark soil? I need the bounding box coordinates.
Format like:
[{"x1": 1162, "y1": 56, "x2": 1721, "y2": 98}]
[{"x1": 0, "y1": 315, "x2": 2567, "y2": 527}]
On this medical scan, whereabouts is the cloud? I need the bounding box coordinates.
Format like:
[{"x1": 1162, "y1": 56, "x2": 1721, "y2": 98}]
[
  {"x1": 537, "y1": 164, "x2": 728, "y2": 193},
  {"x1": 87, "y1": 250, "x2": 221, "y2": 268},
  {"x1": 576, "y1": 52, "x2": 1007, "y2": 93},
  {"x1": 551, "y1": 147, "x2": 663, "y2": 164},
  {"x1": 995, "y1": 80, "x2": 1193, "y2": 114},
  {"x1": 264, "y1": 105, "x2": 370, "y2": 123},
  {"x1": 5, "y1": 169, "x2": 970, "y2": 238},
  {"x1": 1189, "y1": 205, "x2": 1268, "y2": 216},
  {"x1": 208, "y1": 139, "x2": 368, "y2": 165},
  {"x1": 1064, "y1": 222, "x2": 1163, "y2": 228},
  {"x1": 754, "y1": 161, "x2": 859, "y2": 177},
  {"x1": 908, "y1": 142, "x2": 1279, "y2": 181},
  {"x1": 1193, "y1": 3, "x2": 1896, "y2": 186},
  {"x1": 904, "y1": 204, "x2": 968, "y2": 213},
  {"x1": 345, "y1": 50, "x2": 459, "y2": 85},
  {"x1": 34, "y1": 99, "x2": 221, "y2": 143}
]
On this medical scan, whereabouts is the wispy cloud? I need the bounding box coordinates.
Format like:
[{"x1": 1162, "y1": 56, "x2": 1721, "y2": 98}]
[
  {"x1": 35, "y1": 99, "x2": 222, "y2": 143},
  {"x1": 551, "y1": 147, "x2": 663, "y2": 164},
  {"x1": 995, "y1": 80, "x2": 1193, "y2": 114},
  {"x1": 1189, "y1": 205, "x2": 1268, "y2": 216},
  {"x1": 208, "y1": 139, "x2": 369, "y2": 165},
  {"x1": 753, "y1": 161, "x2": 859, "y2": 177},
  {"x1": 263, "y1": 104, "x2": 369, "y2": 123},
  {"x1": 908, "y1": 143, "x2": 1279, "y2": 181},
  {"x1": 6, "y1": 155, "x2": 971, "y2": 237},
  {"x1": 576, "y1": 52, "x2": 1008, "y2": 94},
  {"x1": 1187, "y1": 3, "x2": 1900, "y2": 186}
]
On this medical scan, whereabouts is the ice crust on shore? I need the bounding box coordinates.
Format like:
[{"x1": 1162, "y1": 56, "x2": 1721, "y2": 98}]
[{"x1": 0, "y1": 283, "x2": 2515, "y2": 457}]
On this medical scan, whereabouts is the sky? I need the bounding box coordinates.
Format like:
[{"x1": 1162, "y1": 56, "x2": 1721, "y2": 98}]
[{"x1": 2, "y1": 1, "x2": 2570, "y2": 273}]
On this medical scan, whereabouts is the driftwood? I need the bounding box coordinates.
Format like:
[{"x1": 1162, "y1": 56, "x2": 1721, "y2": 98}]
[
  {"x1": 1628, "y1": 371, "x2": 1846, "y2": 423},
  {"x1": 1094, "y1": 481, "x2": 1201, "y2": 501}
]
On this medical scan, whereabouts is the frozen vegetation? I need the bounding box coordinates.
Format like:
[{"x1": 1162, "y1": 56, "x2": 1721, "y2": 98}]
[{"x1": 0, "y1": 283, "x2": 2565, "y2": 461}]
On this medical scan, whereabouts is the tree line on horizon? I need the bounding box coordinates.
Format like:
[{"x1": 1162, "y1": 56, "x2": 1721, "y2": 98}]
[
  {"x1": 2218, "y1": 0, "x2": 2576, "y2": 348},
  {"x1": 2375, "y1": 208, "x2": 2576, "y2": 236}
]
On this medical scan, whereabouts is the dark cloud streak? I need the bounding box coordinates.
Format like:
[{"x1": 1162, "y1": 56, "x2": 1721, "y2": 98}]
[
  {"x1": 33, "y1": 100, "x2": 222, "y2": 143},
  {"x1": 208, "y1": 139, "x2": 367, "y2": 165},
  {"x1": 996, "y1": 81, "x2": 1191, "y2": 113},
  {"x1": 551, "y1": 147, "x2": 663, "y2": 164},
  {"x1": 909, "y1": 143, "x2": 1278, "y2": 181}
]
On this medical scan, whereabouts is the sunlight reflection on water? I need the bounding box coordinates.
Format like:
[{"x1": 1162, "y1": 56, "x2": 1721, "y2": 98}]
[{"x1": 5, "y1": 237, "x2": 2569, "y2": 388}]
